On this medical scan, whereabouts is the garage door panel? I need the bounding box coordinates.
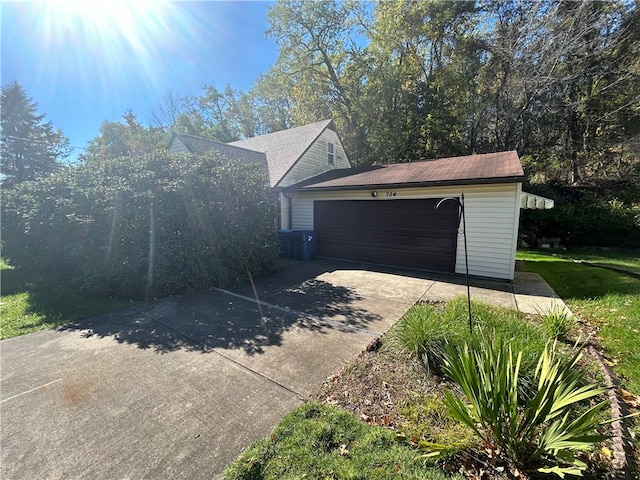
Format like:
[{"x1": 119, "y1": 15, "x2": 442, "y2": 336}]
[{"x1": 314, "y1": 199, "x2": 458, "y2": 272}]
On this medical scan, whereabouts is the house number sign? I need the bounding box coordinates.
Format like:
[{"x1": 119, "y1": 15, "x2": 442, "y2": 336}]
[{"x1": 385, "y1": 191, "x2": 397, "y2": 197}]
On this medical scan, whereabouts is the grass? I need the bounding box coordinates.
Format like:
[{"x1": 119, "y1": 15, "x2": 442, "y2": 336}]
[
  {"x1": 0, "y1": 259, "x2": 133, "y2": 339},
  {"x1": 517, "y1": 250, "x2": 640, "y2": 395},
  {"x1": 539, "y1": 306, "x2": 576, "y2": 341},
  {"x1": 398, "y1": 392, "x2": 476, "y2": 454},
  {"x1": 517, "y1": 249, "x2": 640, "y2": 460},
  {"x1": 223, "y1": 402, "x2": 462, "y2": 480},
  {"x1": 391, "y1": 297, "x2": 551, "y2": 389},
  {"x1": 544, "y1": 248, "x2": 640, "y2": 274}
]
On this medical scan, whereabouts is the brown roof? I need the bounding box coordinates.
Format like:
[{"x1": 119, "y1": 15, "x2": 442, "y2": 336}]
[
  {"x1": 228, "y1": 119, "x2": 334, "y2": 187},
  {"x1": 290, "y1": 151, "x2": 524, "y2": 191}
]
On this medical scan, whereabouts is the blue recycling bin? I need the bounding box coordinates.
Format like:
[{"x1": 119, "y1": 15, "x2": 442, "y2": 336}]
[
  {"x1": 277, "y1": 230, "x2": 293, "y2": 259},
  {"x1": 291, "y1": 230, "x2": 316, "y2": 261}
]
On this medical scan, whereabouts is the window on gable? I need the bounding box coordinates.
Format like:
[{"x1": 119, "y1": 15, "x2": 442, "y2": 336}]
[{"x1": 327, "y1": 142, "x2": 335, "y2": 166}]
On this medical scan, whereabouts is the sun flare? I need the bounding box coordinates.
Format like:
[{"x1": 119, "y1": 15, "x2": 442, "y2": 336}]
[
  {"x1": 29, "y1": 0, "x2": 185, "y2": 97},
  {"x1": 41, "y1": 0, "x2": 168, "y2": 30}
]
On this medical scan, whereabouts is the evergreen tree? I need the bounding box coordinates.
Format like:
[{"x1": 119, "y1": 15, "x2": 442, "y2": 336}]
[{"x1": 1, "y1": 81, "x2": 70, "y2": 184}]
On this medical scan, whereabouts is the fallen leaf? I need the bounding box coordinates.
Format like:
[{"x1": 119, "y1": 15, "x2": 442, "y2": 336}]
[
  {"x1": 600, "y1": 446, "x2": 612, "y2": 459},
  {"x1": 619, "y1": 388, "x2": 640, "y2": 408}
]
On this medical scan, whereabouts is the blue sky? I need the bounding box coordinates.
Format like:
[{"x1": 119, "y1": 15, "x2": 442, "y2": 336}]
[{"x1": 1, "y1": 1, "x2": 279, "y2": 159}]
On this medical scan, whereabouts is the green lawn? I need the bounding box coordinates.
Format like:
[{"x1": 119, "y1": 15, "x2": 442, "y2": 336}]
[
  {"x1": 224, "y1": 402, "x2": 461, "y2": 480},
  {"x1": 539, "y1": 248, "x2": 640, "y2": 274},
  {"x1": 517, "y1": 250, "x2": 640, "y2": 394},
  {"x1": 0, "y1": 259, "x2": 133, "y2": 339}
]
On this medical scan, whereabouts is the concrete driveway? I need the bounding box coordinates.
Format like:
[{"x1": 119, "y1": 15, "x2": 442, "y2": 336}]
[{"x1": 0, "y1": 259, "x2": 565, "y2": 479}]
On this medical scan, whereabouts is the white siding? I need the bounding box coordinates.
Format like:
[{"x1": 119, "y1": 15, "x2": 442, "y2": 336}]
[
  {"x1": 290, "y1": 183, "x2": 521, "y2": 280},
  {"x1": 168, "y1": 138, "x2": 189, "y2": 154},
  {"x1": 291, "y1": 197, "x2": 314, "y2": 230},
  {"x1": 280, "y1": 191, "x2": 291, "y2": 230},
  {"x1": 279, "y1": 129, "x2": 351, "y2": 188}
]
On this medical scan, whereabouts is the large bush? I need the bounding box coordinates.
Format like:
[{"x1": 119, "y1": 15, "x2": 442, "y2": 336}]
[
  {"x1": 1, "y1": 150, "x2": 279, "y2": 298},
  {"x1": 520, "y1": 182, "x2": 640, "y2": 248}
]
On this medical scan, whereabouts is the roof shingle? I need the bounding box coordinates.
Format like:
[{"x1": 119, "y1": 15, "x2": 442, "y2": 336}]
[
  {"x1": 228, "y1": 119, "x2": 334, "y2": 187},
  {"x1": 171, "y1": 132, "x2": 269, "y2": 176},
  {"x1": 290, "y1": 151, "x2": 524, "y2": 190}
]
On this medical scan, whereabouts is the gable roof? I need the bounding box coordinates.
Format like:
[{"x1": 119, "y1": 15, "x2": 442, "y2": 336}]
[
  {"x1": 170, "y1": 132, "x2": 267, "y2": 164},
  {"x1": 228, "y1": 119, "x2": 335, "y2": 188},
  {"x1": 169, "y1": 119, "x2": 336, "y2": 188},
  {"x1": 289, "y1": 151, "x2": 525, "y2": 191}
]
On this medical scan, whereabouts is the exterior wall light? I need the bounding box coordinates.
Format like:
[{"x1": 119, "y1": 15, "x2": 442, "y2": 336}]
[{"x1": 371, "y1": 191, "x2": 377, "y2": 197}]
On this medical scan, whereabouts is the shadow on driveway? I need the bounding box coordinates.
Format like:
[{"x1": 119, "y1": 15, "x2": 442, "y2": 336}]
[{"x1": 57, "y1": 261, "x2": 385, "y2": 356}]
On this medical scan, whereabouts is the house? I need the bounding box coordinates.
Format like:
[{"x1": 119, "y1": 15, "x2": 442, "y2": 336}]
[
  {"x1": 168, "y1": 121, "x2": 552, "y2": 281},
  {"x1": 168, "y1": 119, "x2": 351, "y2": 189}
]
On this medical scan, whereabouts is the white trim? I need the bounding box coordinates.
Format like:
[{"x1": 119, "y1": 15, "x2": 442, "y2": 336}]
[
  {"x1": 508, "y1": 182, "x2": 523, "y2": 280},
  {"x1": 520, "y1": 191, "x2": 554, "y2": 209},
  {"x1": 327, "y1": 142, "x2": 335, "y2": 166}
]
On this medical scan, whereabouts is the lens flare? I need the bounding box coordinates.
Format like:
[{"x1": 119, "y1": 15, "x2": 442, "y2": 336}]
[{"x1": 26, "y1": 0, "x2": 196, "y2": 104}]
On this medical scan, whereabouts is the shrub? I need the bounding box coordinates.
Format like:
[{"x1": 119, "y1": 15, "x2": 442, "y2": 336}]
[
  {"x1": 1, "y1": 168, "x2": 82, "y2": 274},
  {"x1": 520, "y1": 182, "x2": 640, "y2": 248},
  {"x1": 442, "y1": 336, "x2": 608, "y2": 477},
  {"x1": 1, "y1": 150, "x2": 279, "y2": 298}
]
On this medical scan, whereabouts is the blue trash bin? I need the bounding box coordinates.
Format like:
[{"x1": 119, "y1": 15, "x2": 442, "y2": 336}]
[
  {"x1": 291, "y1": 230, "x2": 316, "y2": 261},
  {"x1": 277, "y1": 230, "x2": 293, "y2": 259}
]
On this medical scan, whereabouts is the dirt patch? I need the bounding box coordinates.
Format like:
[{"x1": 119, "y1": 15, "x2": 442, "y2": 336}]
[{"x1": 314, "y1": 339, "x2": 441, "y2": 427}]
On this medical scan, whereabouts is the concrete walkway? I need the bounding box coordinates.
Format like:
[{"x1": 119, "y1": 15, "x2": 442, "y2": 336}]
[
  {"x1": 416, "y1": 261, "x2": 572, "y2": 316},
  {"x1": 0, "y1": 259, "x2": 567, "y2": 480}
]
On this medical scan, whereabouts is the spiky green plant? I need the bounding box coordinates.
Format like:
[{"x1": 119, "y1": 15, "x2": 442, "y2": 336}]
[
  {"x1": 540, "y1": 306, "x2": 576, "y2": 341},
  {"x1": 442, "y1": 336, "x2": 608, "y2": 477}
]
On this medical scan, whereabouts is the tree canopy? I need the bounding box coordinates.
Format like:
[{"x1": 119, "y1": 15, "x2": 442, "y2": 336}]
[
  {"x1": 257, "y1": 0, "x2": 640, "y2": 181},
  {"x1": 139, "y1": 0, "x2": 638, "y2": 185}
]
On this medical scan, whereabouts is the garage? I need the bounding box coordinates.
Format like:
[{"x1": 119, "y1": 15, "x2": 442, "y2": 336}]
[
  {"x1": 283, "y1": 151, "x2": 553, "y2": 280},
  {"x1": 314, "y1": 198, "x2": 459, "y2": 272}
]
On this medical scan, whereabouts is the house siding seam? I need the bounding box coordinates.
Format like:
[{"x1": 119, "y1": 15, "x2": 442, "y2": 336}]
[
  {"x1": 278, "y1": 130, "x2": 350, "y2": 188},
  {"x1": 290, "y1": 183, "x2": 521, "y2": 280}
]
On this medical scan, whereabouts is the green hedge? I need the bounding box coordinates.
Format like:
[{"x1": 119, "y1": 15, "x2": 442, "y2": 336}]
[
  {"x1": 1, "y1": 150, "x2": 279, "y2": 298},
  {"x1": 520, "y1": 182, "x2": 640, "y2": 248}
]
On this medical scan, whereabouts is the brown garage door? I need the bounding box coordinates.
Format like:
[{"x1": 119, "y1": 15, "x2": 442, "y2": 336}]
[{"x1": 314, "y1": 198, "x2": 458, "y2": 272}]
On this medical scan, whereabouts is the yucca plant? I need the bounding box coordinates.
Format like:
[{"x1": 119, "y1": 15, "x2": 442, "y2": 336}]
[
  {"x1": 539, "y1": 306, "x2": 576, "y2": 341},
  {"x1": 441, "y1": 335, "x2": 608, "y2": 477}
]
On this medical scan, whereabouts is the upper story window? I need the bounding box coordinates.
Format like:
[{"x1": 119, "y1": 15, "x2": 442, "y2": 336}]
[{"x1": 327, "y1": 142, "x2": 335, "y2": 166}]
